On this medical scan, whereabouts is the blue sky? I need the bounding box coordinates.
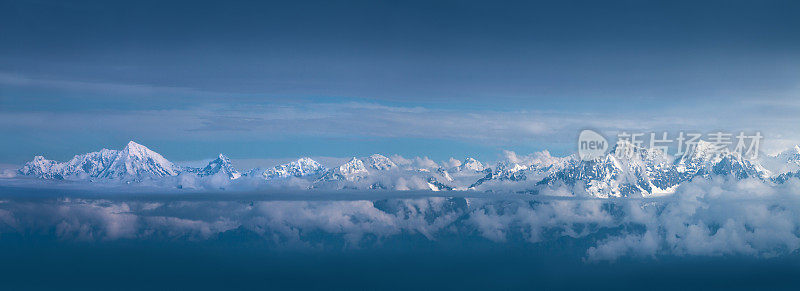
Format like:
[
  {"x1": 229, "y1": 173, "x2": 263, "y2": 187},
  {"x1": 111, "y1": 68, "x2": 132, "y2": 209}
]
[{"x1": 1, "y1": 0, "x2": 799, "y2": 164}]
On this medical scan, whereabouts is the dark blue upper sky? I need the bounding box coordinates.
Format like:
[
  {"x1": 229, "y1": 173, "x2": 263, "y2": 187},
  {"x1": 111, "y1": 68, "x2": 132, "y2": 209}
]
[{"x1": 1, "y1": 0, "x2": 799, "y2": 164}]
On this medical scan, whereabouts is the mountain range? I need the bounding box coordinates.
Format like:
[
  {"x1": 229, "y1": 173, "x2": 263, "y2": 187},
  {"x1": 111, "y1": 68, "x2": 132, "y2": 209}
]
[{"x1": 14, "y1": 140, "x2": 800, "y2": 197}]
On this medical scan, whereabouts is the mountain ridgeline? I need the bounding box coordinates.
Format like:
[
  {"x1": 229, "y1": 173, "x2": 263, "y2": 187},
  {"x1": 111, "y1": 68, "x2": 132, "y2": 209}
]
[{"x1": 16, "y1": 140, "x2": 800, "y2": 197}]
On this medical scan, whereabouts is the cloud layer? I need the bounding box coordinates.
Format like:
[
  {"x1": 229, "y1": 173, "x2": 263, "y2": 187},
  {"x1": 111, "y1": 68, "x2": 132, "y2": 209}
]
[{"x1": 3, "y1": 177, "x2": 800, "y2": 262}]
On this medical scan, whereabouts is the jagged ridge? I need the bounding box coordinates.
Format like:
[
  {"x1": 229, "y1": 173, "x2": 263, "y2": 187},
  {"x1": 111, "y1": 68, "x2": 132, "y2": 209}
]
[{"x1": 16, "y1": 140, "x2": 800, "y2": 196}]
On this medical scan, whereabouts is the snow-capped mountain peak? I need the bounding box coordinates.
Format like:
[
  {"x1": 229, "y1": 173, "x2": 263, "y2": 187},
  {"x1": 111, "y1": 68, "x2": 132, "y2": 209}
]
[
  {"x1": 19, "y1": 141, "x2": 179, "y2": 181},
  {"x1": 496, "y1": 161, "x2": 527, "y2": 174},
  {"x1": 789, "y1": 145, "x2": 800, "y2": 154},
  {"x1": 336, "y1": 157, "x2": 369, "y2": 181},
  {"x1": 123, "y1": 141, "x2": 150, "y2": 156},
  {"x1": 263, "y1": 157, "x2": 326, "y2": 179},
  {"x1": 672, "y1": 139, "x2": 768, "y2": 180},
  {"x1": 363, "y1": 154, "x2": 397, "y2": 170},
  {"x1": 99, "y1": 141, "x2": 180, "y2": 180},
  {"x1": 59, "y1": 148, "x2": 119, "y2": 178},
  {"x1": 199, "y1": 153, "x2": 241, "y2": 179},
  {"x1": 775, "y1": 145, "x2": 800, "y2": 161},
  {"x1": 457, "y1": 157, "x2": 485, "y2": 172},
  {"x1": 763, "y1": 145, "x2": 800, "y2": 176},
  {"x1": 687, "y1": 140, "x2": 725, "y2": 162},
  {"x1": 19, "y1": 156, "x2": 61, "y2": 179}
]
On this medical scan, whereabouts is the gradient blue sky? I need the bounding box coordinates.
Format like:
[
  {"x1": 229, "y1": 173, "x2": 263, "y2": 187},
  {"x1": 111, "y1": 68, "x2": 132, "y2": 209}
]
[{"x1": 1, "y1": 0, "x2": 799, "y2": 164}]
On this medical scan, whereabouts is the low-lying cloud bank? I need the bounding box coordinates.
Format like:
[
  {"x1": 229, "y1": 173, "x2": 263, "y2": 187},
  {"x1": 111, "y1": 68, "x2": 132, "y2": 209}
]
[
  {"x1": 586, "y1": 178, "x2": 800, "y2": 261},
  {"x1": 2, "y1": 177, "x2": 800, "y2": 262}
]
